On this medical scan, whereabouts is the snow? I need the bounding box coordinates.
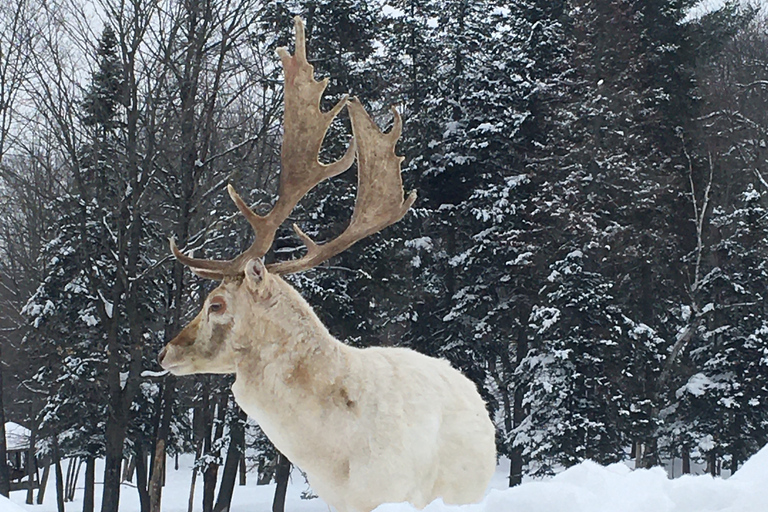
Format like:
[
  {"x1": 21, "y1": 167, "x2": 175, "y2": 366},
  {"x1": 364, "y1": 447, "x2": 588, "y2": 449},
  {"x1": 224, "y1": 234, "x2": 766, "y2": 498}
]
[
  {"x1": 141, "y1": 369, "x2": 169, "y2": 378},
  {"x1": 376, "y1": 445, "x2": 768, "y2": 512},
  {"x1": 530, "y1": 305, "x2": 561, "y2": 333},
  {"x1": 98, "y1": 290, "x2": 113, "y2": 319},
  {"x1": 8, "y1": 445, "x2": 768, "y2": 512},
  {"x1": 1, "y1": 495, "x2": 28, "y2": 512},
  {"x1": 405, "y1": 237, "x2": 434, "y2": 252},
  {"x1": 382, "y1": 4, "x2": 405, "y2": 18},
  {"x1": 507, "y1": 251, "x2": 533, "y2": 266},
  {"x1": 742, "y1": 186, "x2": 761, "y2": 202},
  {"x1": 4, "y1": 422, "x2": 31, "y2": 451},
  {"x1": 677, "y1": 372, "x2": 718, "y2": 398},
  {"x1": 80, "y1": 313, "x2": 99, "y2": 326}
]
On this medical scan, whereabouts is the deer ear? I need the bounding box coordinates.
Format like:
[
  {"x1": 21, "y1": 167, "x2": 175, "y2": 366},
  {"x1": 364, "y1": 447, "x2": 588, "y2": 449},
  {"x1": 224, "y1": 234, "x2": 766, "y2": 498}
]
[{"x1": 244, "y1": 258, "x2": 267, "y2": 288}]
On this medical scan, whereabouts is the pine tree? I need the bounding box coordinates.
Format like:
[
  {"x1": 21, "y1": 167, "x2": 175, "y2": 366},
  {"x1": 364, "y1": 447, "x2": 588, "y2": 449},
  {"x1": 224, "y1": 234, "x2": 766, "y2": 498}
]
[
  {"x1": 515, "y1": 250, "x2": 627, "y2": 473},
  {"x1": 656, "y1": 4, "x2": 766, "y2": 473},
  {"x1": 24, "y1": 24, "x2": 169, "y2": 511},
  {"x1": 23, "y1": 24, "x2": 130, "y2": 468}
]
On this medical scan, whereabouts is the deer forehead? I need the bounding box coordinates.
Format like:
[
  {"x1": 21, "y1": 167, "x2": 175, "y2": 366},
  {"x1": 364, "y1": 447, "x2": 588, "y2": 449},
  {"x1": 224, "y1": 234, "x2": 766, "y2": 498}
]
[{"x1": 207, "y1": 275, "x2": 285, "y2": 311}]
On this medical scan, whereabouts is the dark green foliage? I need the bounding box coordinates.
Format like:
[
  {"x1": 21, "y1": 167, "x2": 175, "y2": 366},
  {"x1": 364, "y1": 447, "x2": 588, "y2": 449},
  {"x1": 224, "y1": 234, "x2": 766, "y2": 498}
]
[{"x1": 82, "y1": 26, "x2": 125, "y2": 131}]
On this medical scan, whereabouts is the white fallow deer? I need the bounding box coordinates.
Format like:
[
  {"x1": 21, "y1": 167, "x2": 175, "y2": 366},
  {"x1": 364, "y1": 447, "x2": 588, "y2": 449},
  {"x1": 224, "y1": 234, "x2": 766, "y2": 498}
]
[{"x1": 158, "y1": 17, "x2": 496, "y2": 512}]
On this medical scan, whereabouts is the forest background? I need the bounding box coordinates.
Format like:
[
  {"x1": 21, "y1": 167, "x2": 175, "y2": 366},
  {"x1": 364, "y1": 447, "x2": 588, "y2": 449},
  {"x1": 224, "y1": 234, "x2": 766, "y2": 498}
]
[{"x1": 1, "y1": 1, "x2": 767, "y2": 512}]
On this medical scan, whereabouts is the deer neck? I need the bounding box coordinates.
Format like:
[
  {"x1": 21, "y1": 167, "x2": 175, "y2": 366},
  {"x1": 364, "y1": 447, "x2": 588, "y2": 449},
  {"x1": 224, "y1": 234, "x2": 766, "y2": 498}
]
[{"x1": 231, "y1": 282, "x2": 350, "y2": 414}]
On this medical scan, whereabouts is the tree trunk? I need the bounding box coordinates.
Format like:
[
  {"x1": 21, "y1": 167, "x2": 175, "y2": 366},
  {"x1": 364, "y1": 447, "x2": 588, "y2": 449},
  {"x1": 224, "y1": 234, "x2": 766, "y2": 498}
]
[
  {"x1": 0, "y1": 344, "x2": 10, "y2": 497},
  {"x1": 272, "y1": 453, "x2": 291, "y2": 512},
  {"x1": 635, "y1": 442, "x2": 643, "y2": 469},
  {"x1": 188, "y1": 442, "x2": 204, "y2": 512},
  {"x1": 149, "y1": 377, "x2": 176, "y2": 512},
  {"x1": 203, "y1": 446, "x2": 219, "y2": 512},
  {"x1": 239, "y1": 453, "x2": 246, "y2": 486},
  {"x1": 64, "y1": 457, "x2": 75, "y2": 501},
  {"x1": 68, "y1": 457, "x2": 83, "y2": 501},
  {"x1": 509, "y1": 395, "x2": 524, "y2": 486},
  {"x1": 135, "y1": 447, "x2": 150, "y2": 512},
  {"x1": 730, "y1": 412, "x2": 741, "y2": 474},
  {"x1": 641, "y1": 438, "x2": 659, "y2": 469},
  {"x1": 203, "y1": 396, "x2": 227, "y2": 512},
  {"x1": 26, "y1": 424, "x2": 37, "y2": 504},
  {"x1": 83, "y1": 457, "x2": 95, "y2": 512},
  {"x1": 707, "y1": 450, "x2": 718, "y2": 476},
  {"x1": 101, "y1": 418, "x2": 126, "y2": 512},
  {"x1": 100, "y1": 293, "x2": 130, "y2": 512},
  {"x1": 38, "y1": 463, "x2": 51, "y2": 504},
  {"x1": 214, "y1": 407, "x2": 246, "y2": 512},
  {"x1": 509, "y1": 314, "x2": 529, "y2": 487},
  {"x1": 53, "y1": 439, "x2": 65, "y2": 512},
  {"x1": 123, "y1": 456, "x2": 137, "y2": 483},
  {"x1": 682, "y1": 450, "x2": 691, "y2": 475}
]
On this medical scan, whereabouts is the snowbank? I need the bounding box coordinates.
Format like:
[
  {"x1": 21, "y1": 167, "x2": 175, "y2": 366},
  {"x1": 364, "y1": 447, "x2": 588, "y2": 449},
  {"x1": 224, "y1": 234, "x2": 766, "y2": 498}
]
[
  {"x1": 375, "y1": 445, "x2": 768, "y2": 512},
  {"x1": 1, "y1": 495, "x2": 30, "y2": 512}
]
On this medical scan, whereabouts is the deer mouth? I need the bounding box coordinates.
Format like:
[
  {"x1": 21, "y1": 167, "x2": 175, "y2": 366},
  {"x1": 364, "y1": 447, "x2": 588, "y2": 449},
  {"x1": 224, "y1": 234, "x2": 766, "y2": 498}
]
[{"x1": 161, "y1": 361, "x2": 194, "y2": 376}]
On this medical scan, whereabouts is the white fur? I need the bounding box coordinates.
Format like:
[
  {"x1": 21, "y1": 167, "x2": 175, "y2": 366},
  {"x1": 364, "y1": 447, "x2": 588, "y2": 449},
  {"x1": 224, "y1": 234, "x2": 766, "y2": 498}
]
[{"x1": 161, "y1": 263, "x2": 496, "y2": 512}]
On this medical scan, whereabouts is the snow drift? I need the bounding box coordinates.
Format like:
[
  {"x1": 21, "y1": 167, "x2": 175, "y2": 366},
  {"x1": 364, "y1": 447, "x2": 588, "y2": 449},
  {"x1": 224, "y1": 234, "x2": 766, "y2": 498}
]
[
  {"x1": 375, "y1": 444, "x2": 768, "y2": 512},
  {"x1": 1, "y1": 495, "x2": 29, "y2": 512}
]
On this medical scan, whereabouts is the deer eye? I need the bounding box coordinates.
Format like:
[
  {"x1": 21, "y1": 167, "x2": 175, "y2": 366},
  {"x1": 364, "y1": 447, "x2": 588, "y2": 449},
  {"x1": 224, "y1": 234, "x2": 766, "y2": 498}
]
[{"x1": 208, "y1": 297, "x2": 226, "y2": 314}]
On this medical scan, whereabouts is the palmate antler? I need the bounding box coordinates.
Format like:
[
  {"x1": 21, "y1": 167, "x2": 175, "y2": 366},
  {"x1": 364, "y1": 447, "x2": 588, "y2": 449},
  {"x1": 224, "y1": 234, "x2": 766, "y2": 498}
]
[{"x1": 171, "y1": 17, "x2": 415, "y2": 279}]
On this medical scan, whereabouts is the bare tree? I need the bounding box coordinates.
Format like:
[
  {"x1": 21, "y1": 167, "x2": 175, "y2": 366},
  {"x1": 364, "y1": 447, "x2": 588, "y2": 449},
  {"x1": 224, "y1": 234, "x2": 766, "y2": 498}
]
[{"x1": 0, "y1": 0, "x2": 44, "y2": 498}]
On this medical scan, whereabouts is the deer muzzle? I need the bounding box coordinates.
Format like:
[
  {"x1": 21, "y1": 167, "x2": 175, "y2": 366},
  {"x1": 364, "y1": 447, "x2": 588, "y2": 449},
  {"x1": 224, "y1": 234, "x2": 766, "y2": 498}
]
[{"x1": 158, "y1": 316, "x2": 200, "y2": 370}]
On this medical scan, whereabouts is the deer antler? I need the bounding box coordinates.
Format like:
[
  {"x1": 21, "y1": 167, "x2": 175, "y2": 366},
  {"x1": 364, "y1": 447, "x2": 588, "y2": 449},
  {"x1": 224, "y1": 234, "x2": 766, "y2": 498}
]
[
  {"x1": 171, "y1": 17, "x2": 414, "y2": 278},
  {"x1": 268, "y1": 100, "x2": 416, "y2": 274}
]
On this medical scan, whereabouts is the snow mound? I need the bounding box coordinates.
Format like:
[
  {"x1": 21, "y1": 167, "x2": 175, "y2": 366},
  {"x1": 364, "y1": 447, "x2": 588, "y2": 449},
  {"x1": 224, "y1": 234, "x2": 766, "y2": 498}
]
[
  {"x1": 1, "y1": 495, "x2": 30, "y2": 512},
  {"x1": 375, "y1": 445, "x2": 768, "y2": 512}
]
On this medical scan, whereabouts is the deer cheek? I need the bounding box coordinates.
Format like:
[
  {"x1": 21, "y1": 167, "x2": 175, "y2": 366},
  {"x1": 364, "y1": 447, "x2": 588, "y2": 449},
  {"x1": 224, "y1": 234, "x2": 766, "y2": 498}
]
[{"x1": 201, "y1": 321, "x2": 235, "y2": 358}]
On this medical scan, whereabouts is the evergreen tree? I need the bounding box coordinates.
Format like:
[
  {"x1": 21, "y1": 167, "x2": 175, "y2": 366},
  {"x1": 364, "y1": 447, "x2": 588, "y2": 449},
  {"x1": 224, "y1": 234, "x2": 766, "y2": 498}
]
[
  {"x1": 24, "y1": 24, "x2": 168, "y2": 510},
  {"x1": 515, "y1": 250, "x2": 626, "y2": 474},
  {"x1": 23, "y1": 24, "x2": 130, "y2": 467}
]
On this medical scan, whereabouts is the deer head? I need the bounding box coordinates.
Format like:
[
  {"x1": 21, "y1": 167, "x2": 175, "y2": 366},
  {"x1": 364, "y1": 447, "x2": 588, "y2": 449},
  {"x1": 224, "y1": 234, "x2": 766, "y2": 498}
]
[{"x1": 158, "y1": 17, "x2": 416, "y2": 375}]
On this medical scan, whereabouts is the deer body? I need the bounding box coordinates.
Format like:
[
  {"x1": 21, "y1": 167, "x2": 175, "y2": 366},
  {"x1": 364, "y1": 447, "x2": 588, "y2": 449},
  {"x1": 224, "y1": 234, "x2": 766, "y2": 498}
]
[
  {"x1": 159, "y1": 17, "x2": 496, "y2": 512},
  {"x1": 161, "y1": 268, "x2": 496, "y2": 512}
]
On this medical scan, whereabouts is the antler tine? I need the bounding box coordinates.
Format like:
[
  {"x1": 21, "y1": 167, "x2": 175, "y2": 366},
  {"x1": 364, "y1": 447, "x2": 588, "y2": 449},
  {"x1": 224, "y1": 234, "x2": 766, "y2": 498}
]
[
  {"x1": 272, "y1": 17, "x2": 356, "y2": 210},
  {"x1": 170, "y1": 238, "x2": 229, "y2": 279},
  {"x1": 268, "y1": 99, "x2": 416, "y2": 275}
]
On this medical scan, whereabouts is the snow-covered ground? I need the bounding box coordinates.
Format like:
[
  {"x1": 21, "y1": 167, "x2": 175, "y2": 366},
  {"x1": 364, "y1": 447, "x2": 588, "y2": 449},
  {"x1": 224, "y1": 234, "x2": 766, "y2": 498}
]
[{"x1": 5, "y1": 445, "x2": 767, "y2": 512}]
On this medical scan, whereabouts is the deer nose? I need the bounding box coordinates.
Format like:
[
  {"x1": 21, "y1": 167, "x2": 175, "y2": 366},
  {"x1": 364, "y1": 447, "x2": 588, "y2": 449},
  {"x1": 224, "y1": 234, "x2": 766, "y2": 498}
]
[{"x1": 157, "y1": 347, "x2": 167, "y2": 366}]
